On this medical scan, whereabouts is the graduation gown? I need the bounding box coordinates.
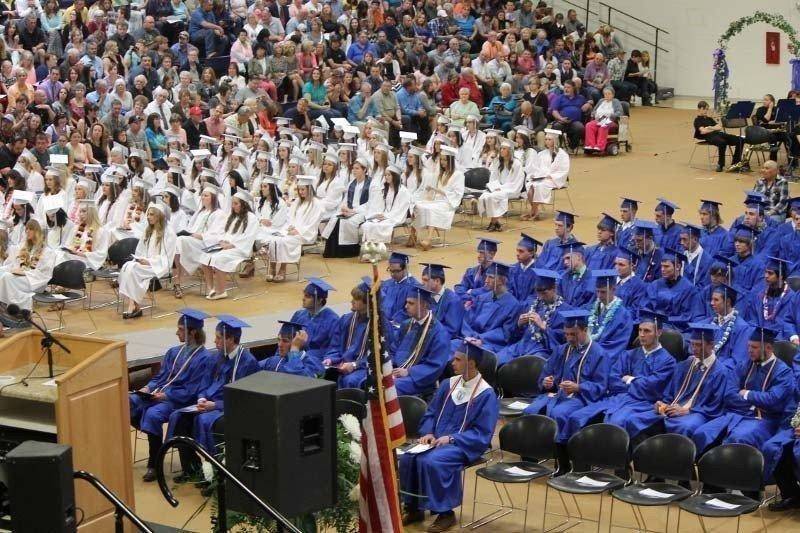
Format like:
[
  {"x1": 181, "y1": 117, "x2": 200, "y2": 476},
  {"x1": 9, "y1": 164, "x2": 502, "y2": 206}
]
[
  {"x1": 431, "y1": 288, "x2": 465, "y2": 339},
  {"x1": 702, "y1": 312, "x2": 754, "y2": 369},
  {"x1": 527, "y1": 148, "x2": 569, "y2": 204},
  {"x1": 130, "y1": 344, "x2": 213, "y2": 436},
  {"x1": 289, "y1": 306, "x2": 340, "y2": 362},
  {"x1": 616, "y1": 275, "x2": 647, "y2": 320},
  {"x1": 259, "y1": 350, "x2": 324, "y2": 378},
  {"x1": 617, "y1": 220, "x2": 636, "y2": 251},
  {"x1": 497, "y1": 299, "x2": 573, "y2": 365},
  {"x1": 118, "y1": 229, "x2": 177, "y2": 304},
  {"x1": 508, "y1": 261, "x2": 538, "y2": 307},
  {"x1": 0, "y1": 246, "x2": 55, "y2": 310},
  {"x1": 777, "y1": 229, "x2": 800, "y2": 267},
  {"x1": 741, "y1": 286, "x2": 796, "y2": 341},
  {"x1": 587, "y1": 298, "x2": 633, "y2": 356},
  {"x1": 620, "y1": 357, "x2": 730, "y2": 439},
  {"x1": 732, "y1": 253, "x2": 765, "y2": 292},
  {"x1": 692, "y1": 357, "x2": 794, "y2": 454},
  {"x1": 478, "y1": 159, "x2": 524, "y2": 218},
  {"x1": 166, "y1": 346, "x2": 260, "y2": 452},
  {"x1": 585, "y1": 243, "x2": 618, "y2": 272},
  {"x1": 328, "y1": 313, "x2": 370, "y2": 388},
  {"x1": 535, "y1": 235, "x2": 576, "y2": 272},
  {"x1": 700, "y1": 225, "x2": 729, "y2": 258},
  {"x1": 254, "y1": 198, "x2": 289, "y2": 243},
  {"x1": 454, "y1": 290, "x2": 520, "y2": 354},
  {"x1": 558, "y1": 267, "x2": 595, "y2": 309},
  {"x1": 643, "y1": 276, "x2": 704, "y2": 331},
  {"x1": 654, "y1": 222, "x2": 681, "y2": 251},
  {"x1": 761, "y1": 409, "x2": 800, "y2": 482},
  {"x1": 392, "y1": 316, "x2": 451, "y2": 396},
  {"x1": 321, "y1": 177, "x2": 372, "y2": 246},
  {"x1": 361, "y1": 185, "x2": 412, "y2": 243},
  {"x1": 263, "y1": 198, "x2": 324, "y2": 263},
  {"x1": 635, "y1": 247, "x2": 663, "y2": 283},
  {"x1": 399, "y1": 375, "x2": 498, "y2": 513},
  {"x1": 176, "y1": 208, "x2": 227, "y2": 274},
  {"x1": 380, "y1": 275, "x2": 420, "y2": 326},
  {"x1": 56, "y1": 224, "x2": 111, "y2": 271},
  {"x1": 454, "y1": 264, "x2": 490, "y2": 301},
  {"x1": 459, "y1": 130, "x2": 486, "y2": 168},
  {"x1": 523, "y1": 340, "x2": 609, "y2": 442},
  {"x1": 564, "y1": 345, "x2": 676, "y2": 441},
  {"x1": 683, "y1": 247, "x2": 713, "y2": 288},
  {"x1": 412, "y1": 170, "x2": 465, "y2": 230}
]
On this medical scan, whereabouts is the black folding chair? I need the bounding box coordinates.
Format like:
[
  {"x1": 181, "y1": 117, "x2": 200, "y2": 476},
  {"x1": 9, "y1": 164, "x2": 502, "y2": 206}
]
[
  {"x1": 397, "y1": 395, "x2": 427, "y2": 441},
  {"x1": 545, "y1": 424, "x2": 630, "y2": 533},
  {"x1": 478, "y1": 350, "x2": 498, "y2": 390},
  {"x1": 497, "y1": 355, "x2": 545, "y2": 417},
  {"x1": 336, "y1": 387, "x2": 367, "y2": 404},
  {"x1": 678, "y1": 444, "x2": 766, "y2": 533},
  {"x1": 467, "y1": 415, "x2": 557, "y2": 532},
  {"x1": 33, "y1": 260, "x2": 97, "y2": 334},
  {"x1": 773, "y1": 341, "x2": 797, "y2": 367},
  {"x1": 610, "y1": 434, "x2": 695, "y2": 532},
  {"x1": 660, "y1": 330, "x2": 687, "y2": 361},
  {"x1": 336, "y1": 398, "x2": 366, "y2": 420},
  {"x1": 89, "y1": 237, "x2": 138, "y2": 309}
]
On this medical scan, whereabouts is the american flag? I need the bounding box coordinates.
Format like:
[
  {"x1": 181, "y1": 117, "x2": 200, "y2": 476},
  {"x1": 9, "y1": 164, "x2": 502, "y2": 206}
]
[{"x1": 358, "y1": 277, "x2": 406, "y2": 533}]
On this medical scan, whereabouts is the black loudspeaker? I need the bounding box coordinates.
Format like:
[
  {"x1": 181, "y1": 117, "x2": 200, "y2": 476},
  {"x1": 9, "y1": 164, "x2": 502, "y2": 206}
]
[
  {"x1": 224, "y1": 371, "x2": 337, "y2": 518},
  {"x1": 6, "y1": 441, "x2": 77, "y2": 533}
]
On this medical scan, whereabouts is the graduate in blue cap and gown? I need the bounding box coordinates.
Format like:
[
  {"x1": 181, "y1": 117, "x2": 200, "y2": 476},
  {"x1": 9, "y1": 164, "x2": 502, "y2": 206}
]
[
  {"x1": 585, "y1": 213, "x2": 620, "y2": 271},
  {"x1": 692, "y1": 326, "x2": 794, "y2": 455},
  {"x1": 130, "y1": 308, "x2": 214, "y2": 482},
  {"x1": 523, "y1": 309, "x2": 609, "y2": 471},
  {"x1": 497, "y1": 269, "x2": 574, "y2": 365},
  {"x1": 617, "y1": 197, "x2": 640, "y2": 250},
  {"x1": 324, "y1": 277, "x2": 372, "y2": 388},
  {"x1": 453, "y1": 261, "x2": 520, "y2": 355},
  {"x1": 698, "y1": 255, "x2": 737, "y2": 319},
  {"x1": 586, "y1": 270, "x2": 634, "y2": 355},
  {"x1": 777, "y1": 199, "x2": 800, "y2": 266},
  {"x1": 761, "y1": 402, "x2": 800, "y2": 511},
  {"x1": 619, "y1": 323, "x2": 730, "y2": 441},
  {"x1": 721, "y1": 197, "x2": 780, "y2": 259},
  {"x1": 167, "y1": 314, "x2": 259, "y2": 480},
  {"x1": 727, "y1": 191, "x2": 782, "y2": 232},
  {"x1": 680, "y1": 223, "x2": 713, "y2": 287},
  {"x1": 653, "y1": 198, "x2": 682, "y2": 252},
  {"x1": 420, "y1": 263, "x2": 464, "y2": 339},
  {"x1": 562, "y1": 310, "x2": 675, "y2": 444},
  {"x1": 391, "y1": 283, "x2": 452, "y2": 396},
  {"x1": 454, "y1": 238, "x2": 498, "y2": 301},
  {"x1": 399, "y1": 341, "x2": 498, "y2": 532},
  {"x1": 741, "y1": 257, "x2": 797, "y2": 340},
  {"x1": 632, "y1": 220, "x2": 663, "y2": 283},
  {"x1": 289, "y1": 277, "x2": 340, "y2": 362},
  {"x1": 614, "y1": 247, "x2": 647, "y2": 319},
  {"x1": 698, "y1": 199, "x2": 729, "y2": 258},
  {"x1": 643, "y1": 248, "x2": 704, "y2": 332},
  {"x1": 380, "y1": 252, "x2": 420, "y2": 325},
  {"x1": 701, "y1": 284, "x2": 753, "y2": 369},
  {"x1": 557, "y1": 241, "x2": 596, "y2": 309},
  {"x1": 774, "y1": 196, "x2": 800, "y2": 240},
  {"x1": 259, "y1": 321, "x2": 325, "y2": 377},
  {"x1": 508, "y1": 233, "x2": 542, "y2": 306},
  {"x1": 534, "y1": 211, "x2": 579, "y2": 272},
  {"x1": 729, "y1": 224, "x2": 766, "y2": 292}
]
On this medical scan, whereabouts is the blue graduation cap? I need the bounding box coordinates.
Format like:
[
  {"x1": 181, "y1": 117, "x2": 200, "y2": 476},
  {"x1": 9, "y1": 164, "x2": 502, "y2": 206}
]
[
  {"x1": 421, "y1": 263, "x2": 450, "y2": 280},
  {"x1": 616, "y1": 247, "x2": 640, "y2": 263},
  {"x1": 750, "y1": 326, "x2": 778, "y2": 344},
  {"x1": 407, "y1": 282, "x2": 435, "y2": 304},
  {"x1": 662, "y1": 247, "x2": 688, "y2": 264},
  {"x1": 593, "y1": 269, "x2": 618, "y2": 289},
  {"x1": 638, "y1": 308, "x2": 666, "y2": 329},
  {"x1": 304, "y1": 276, "x2": 335, "y2": 298},
  {"x1": 388, "y1": 251, "x2": 412, "y2": 265},
  {"x1": 555, "y1": 210, "x2": 577, "y2": 226},
  {"x1": 278, "y1": 320, "x2": 304, "y2": 337},
  {"x1": 711, "y1": 254, "x2": 736, "y2": 271},
  {"x1": 357, "y1": 276, "x2": 373, "y2": 293},
  {"x1": 743, "y1": 190, "x2": 766, "y2": 203},
  {"x1": 456, "y1": 340, "x2": 485, "y2": 362},
  {"x1": 518, "y1": 232, "x2": 543, "y2": 251},
  {"x1": 789, "y1": 196, "x2": 800, "y2": 212},
  {"x1": 732, "y1": 223, "x2": 757, "y2": 241},
  {"x1": 620, "y1": 197, "x2": 640, "y2": 210},
  {"x1": 558, "y1": 240, "x2": 586, "y2": 256},
  {"x1": 597, "y1": 212, "x2": 621, "y2": 231},
  {"x1": 688, "y1": 322, "x2": 719, "y2": 342},
  {"x1": 216, "y1": 315, "x2": 251, "y2": 339},
  {"x1": 711, "y1": 283, "x2": 738, "y2": 305},
  {"x1": 486, "y1": 260, "x2": 511, "y2": 278},
  {"x1": 177, "y1": 308, "x2": 209, "y2": 330},
  {"x1": 561, "y1": 309, "x2": 591, "y2": 328},
  {"x1": 533, "y1": 268, "x2": 559, "y2": 290},
  {"x1": 633, "y1": 219, "x2": 658, "y2": 237},
  {"x1": 744, "y1": 197, "x2": 767, "y2": 213},
  {"x1": 765, "y1": 256, "x2": 789, "y2": 277},
  {"x1": 680, "y1": 223, "x2": 703, "y2": 239},
  {"x1": 476, "y1": 237, "x2": 500, "y2": 253},
  {"x1": 699, "y1": 199, "x2": 722, "y2": 211},
  {"x1": 655, "y1": 198, "x2": 679, "y2": 215}
]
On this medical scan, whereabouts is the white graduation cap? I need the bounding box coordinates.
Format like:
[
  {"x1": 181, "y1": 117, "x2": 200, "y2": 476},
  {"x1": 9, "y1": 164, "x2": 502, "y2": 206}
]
[
  {"x1": 275, "y1": 117, "x2": 292, "y2": 126},
  {"x1": 544, "y1": 128, "x2": 564, "y2": 137},
  {"x1": 223, "y1": 133, "x2": 243, "y2": 143},
  {"x1": 131, "y1": 178, "x2": 151, "y2": 190},
  {"x1": 147, "y1": 202, "x2": 168, "y2": 216},
  {"x1": 338, "y1": 143, "x2": 357, "y2": 152},
  {"x1": 12, "y1": 163, "x2": 28, "y2": 179},
  {"x1": 441, "y1": 145, "x2": 459, "y2": 157},
  {"x1": 324, "y1": 152, "x2": 339, "y2": 163},
  {"x1": 260, "y1": 133, "x2": 273, "y2": 144},
  {"x1": 163, "y1": 183, "x2": 181, "y2": 198},
  {"x1": 233, "y1": 145, "x2": 251, "y2": 159},
  {"x1": 342, "y1": 125, "x2": 360, "y2": 136},
  {"x1": 500, "y1": 138, "x2": 516, "y2": 149},
  {"x1": 305, "y1": 141, "x2": 325, "y2": 152},
  {"x1": 399, "y1": 131, "x2": 418, "y2": 142},
  {"x1": 129, "y1": 148, "x2": 148, "y2": 160},
  {"x1": 409, "y1": 146, "x2": 428, "y2": 157},
  {"x1": 233, "y1": 187, "x2": 254, "y2": 205},
  {"x1": 78, "y1": 198, "x2": 97, "y2": 208},
  {"x1": 166, "y1": 133, "x2": 182, "y2": 142},
  {"x1": 465, "y1": 114, "x2": 480, "y2": 123},
  {"x1": 199, "y1": 135, "x2": 221, "y2": 145},
  {"x1": 295, "y1": 175, "x2": 316, "y2": 188},
  {"x1": 255, "y1": 150, "x2": 271, "y2": 160},
  {"x1": 447, "y1": 125, "x2": 463, "y2": 134},
  {"x1": 374, "y1": 143, "x2": 391, "y2": 153},
  {"x1": 436, "y1": 115, "x2": 450, "y2": 125},
  {"x1": 77, "y1": 178, "x2": 97, "y2": 194},
  {"x1": 315, "y1": 115, "x2": 329, "y2": 129},
  {"x1": 311, "y1": 126, "x2": 327, "y2": 136},
  {"x1": 202, "y1": 182, "x2": 221, "y2": 195},
  {"x1": 84, "y1": 163, "x2": 104, "y2": 174},
  {"x1": 200, "y1": 168, "x2": 218, "y2": 179},
  {"x1": 11, "y1": 190, "x2": 35, "y2": 205},
  {"x1": 370, "y1": 129, "x2": 388, "y2": 140},
  {"x1": 278, "y1": 139, "x2": 296, "y2": 150},
  {"x1": 112, "y1": 142, "x2": 129, "y2": 156},
  {"x1": 262, "y1": 175, "x2": 282, "y2": 186},
  {"x1": 331, "y1": 117, "x2": 350, "y2": 127},
  {"x1": 101, "y1": 174, "x2": 121, "y2": 185},
  {"x1": 49, "y1": 153, "x2": 69, "y2": 165},
  {"x1": 386, "y1": 164, "x2": 402, "y2": 175},
  {"x1": 190, "y1": 148, "x2": 212, "y2": 159},
  {"x1": 354, "y1": 156, "x2": 370, "y2": 168}
]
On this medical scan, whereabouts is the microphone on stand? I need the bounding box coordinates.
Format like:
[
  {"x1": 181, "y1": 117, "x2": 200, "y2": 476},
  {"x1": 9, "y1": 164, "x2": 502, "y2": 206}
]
[{"x1": 6, "y1": 304, "x2": 71, "y2": 379}]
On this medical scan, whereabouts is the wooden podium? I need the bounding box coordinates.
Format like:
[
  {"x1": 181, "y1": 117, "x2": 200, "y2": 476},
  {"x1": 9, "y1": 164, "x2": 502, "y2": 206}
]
[{"x1": 0, "y1": 330, "x2": 134, "y2": 532}]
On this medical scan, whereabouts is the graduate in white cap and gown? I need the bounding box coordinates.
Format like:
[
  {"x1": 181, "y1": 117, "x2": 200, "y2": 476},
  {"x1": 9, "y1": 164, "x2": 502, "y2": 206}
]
[
  {"x1": 314, "y1": 152, "x2": 347, "y2": 221},
  {"x1": 477, "y1": 137, "x2": 524, "y2": 232},
  {"x1": 0, "y1": 218, "x2": 55, "y2": 310},
  {"x1": 40, "y1": 195, "x2": 75, "y2": 250},
  {"x1": 412, "y1": 145, "x2": 464, "y2": 250},
  {"x1": 119, "y1": 203, "x2": 177, "y2": 319},
  {"x1": 458, "y1": 115, "x2": 486, "y2": 169},
  {"x1": 524, "y1": 130, "x2": 570, "y2": 220},
  {"x1": 56, "y1": 199, "x2": 111, "y2": 270},
  {"x1": 96, "y1": 173, "x2": 129, "y2": 230},
  {"x1": 254, "y1": 177, "x2": 289, "y2": 243},
  {"x1": 6, "y1": 190, "x2": 36, "y2": 246},
  {"x1": 361, "y1": 164, "x2": 412, "y2": 244},
  {"x1": 321, "y1": 158, "x2": 372, "y2": 258}
]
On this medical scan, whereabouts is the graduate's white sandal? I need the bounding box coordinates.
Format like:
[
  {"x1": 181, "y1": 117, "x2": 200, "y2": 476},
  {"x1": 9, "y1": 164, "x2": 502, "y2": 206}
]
[
  {"x1": 206, "y1": 291, "x2": 228, "y2": 300},
  {"x1": 206, "y1": 289, "x2": 216, "y2": 298}
]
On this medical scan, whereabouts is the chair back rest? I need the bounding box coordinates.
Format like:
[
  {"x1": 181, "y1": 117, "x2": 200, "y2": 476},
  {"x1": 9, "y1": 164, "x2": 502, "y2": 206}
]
[
  {"x1": 50, "y1": 260, "x2": 86, "y2": 290},
  {"x1": 336, "y1": 387, "x2": 367, "y2": 404},
  {"x1": 499, "y1": 414, "x2": 556, "y2": 461},
  {"x1": 659, "y1": 330, "x2": 687, "y2": 361},
  {"x1": 632, "y1": 434, "x2": 695, "y2": 481},
  {"x1": 398, "y1": 395, "x2": 427, "y2": 439},
  {"x1": 773, "y1": 341, "x2": 798, "y2": 367},
  {"x1": 478, "y1": 350, "x2": 498, "y2": 389},
  {"x1": 108, "y1": 237, "x2": 140, "y2": 268},
  {"x1": 336, "y1": 399, "x2": 366, "y2": 420},
  {"x1": 744, "y1": 125, "x2": 771, "y2": 145},
  {"x1": 497, "y1": 355, "x2": 545, "y2": 398},
  {"x1": 464, "y1": 168, "x2": 491, "y2": 190},
  {"x1": 697, "y1": 443, "x2": 763, "y2": 492},
  {"x1": 567, "y1": 423, "x2": 629, "y2": 470}
]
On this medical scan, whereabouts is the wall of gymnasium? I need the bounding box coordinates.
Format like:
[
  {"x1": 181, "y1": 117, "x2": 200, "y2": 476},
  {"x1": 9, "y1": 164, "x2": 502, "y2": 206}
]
[{"x1": 553, "y1": 0, "x2": 800, "y2": 100}]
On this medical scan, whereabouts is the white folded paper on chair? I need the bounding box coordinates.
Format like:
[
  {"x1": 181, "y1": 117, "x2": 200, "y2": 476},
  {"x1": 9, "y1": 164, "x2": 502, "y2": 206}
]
[
  {"x1": 504, "y1": 466, "x2": 535, "y2": 476},
  {"x1": 574, "y1": 476, "x2": 609, "y2": 487},
  {"x1": 638, "y1": 488, "x2": 672, "y2": 499},
  {"x1": 705, "y1": 498, "x2": 740, "y2": 510},
  {"x1": 48, "y1": 293, "x2": 70, "y2": 300},
  {"x1": 506, "y1": 401, "x2": 530, "y2": 410},
  {"x1": 405, "y1": 443, "x2": 433, "y2": 455}
]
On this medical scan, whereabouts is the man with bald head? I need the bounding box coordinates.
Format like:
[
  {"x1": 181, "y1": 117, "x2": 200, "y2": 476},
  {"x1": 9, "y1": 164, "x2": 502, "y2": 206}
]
[{"x1": 754, "y1": 160, "x2": 790, "y2": 223}]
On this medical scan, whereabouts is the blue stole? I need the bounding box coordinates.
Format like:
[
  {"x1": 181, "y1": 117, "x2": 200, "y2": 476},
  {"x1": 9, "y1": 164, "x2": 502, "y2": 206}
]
[{"x1": 346, "y1": 177, "x2": 372, "y2": 208}]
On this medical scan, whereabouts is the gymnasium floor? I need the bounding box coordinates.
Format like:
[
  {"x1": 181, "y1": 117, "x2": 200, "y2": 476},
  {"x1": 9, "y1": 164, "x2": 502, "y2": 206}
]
[{"x1": 106, "y1": 103, "x2": 800, "y2": 530}]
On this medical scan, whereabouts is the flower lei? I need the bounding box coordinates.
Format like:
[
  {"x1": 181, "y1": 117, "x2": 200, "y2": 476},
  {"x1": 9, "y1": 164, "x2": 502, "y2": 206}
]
[
  {"x1": 588, "y1": 297, "x2": 621, "y2": 340},
  {"x1": 530, "y1": 295, "x2": 564, "y2": 342},
  {"x1": 762, "y1": 284, "x2": 789, "y2": 321},
  {"x1": 18, "y1": 245, "x2": 42, "y2": 270},
  {"x1": 73, "y1": 223, "x2": 94, "y2": 252},
  {"x1": 712, "y1": 309, "x2": 737, "y2": 356}
]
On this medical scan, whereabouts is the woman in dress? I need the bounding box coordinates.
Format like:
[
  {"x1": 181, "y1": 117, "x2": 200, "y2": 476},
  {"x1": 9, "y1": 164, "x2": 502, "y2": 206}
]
[
  {"x1": 57, "y1": 200, "x2": 110, "y2": 270},
  {"x1": 261, "y1": 177, "x2": 323, "y2": 282},
  {"x1": 459, "y1": 115, "x2": 486, "y2": 169},
  {"x1": 97, "y1": 175, "x2": 128, "y2": 228},
  {"x1": 160, "y1": 185, "x2": 189, "y2": 236},
  {"x1": 174, "y1": 184, "x2": 226, "y2": 297},
  {"x1": 413, "y1": 146, "x2": 465, "y2": 250},
  {"x1": 67, "y1": 129, "x2": 92, "y2": 173},
  {"x1": 119, "y1": 204, "x2": 177, "y2": 319},
  {"x1": 315, "y1": 153, "x2": 346, "y2": 222},
  {"x1": 0, "y1": 219, "x2": 55, "y2": 311},
  {"x1": 478, "y1": 130, "x2": 500, "y2": 169},
  {"x1": 254, "y1": 178, "x2": 288, "y2": 247},
  {"x1": 112, "y1": 179, "x2": 149, "y2": 241},
  {"x1": 525, "y1": 131, "x2": 571, "y2": 220},
  {"x1": 478, "y1": 138, "x2": 525, "y2": 231},
  {"x1": 361, "y1": 164, "x2": 411, "y2": 245},
  {"x1": 7, "y1": 191, "x2": 36, "y2": 246},
  {"x1": 35, "y1": 168, "x2": 68, "y2": 218}
]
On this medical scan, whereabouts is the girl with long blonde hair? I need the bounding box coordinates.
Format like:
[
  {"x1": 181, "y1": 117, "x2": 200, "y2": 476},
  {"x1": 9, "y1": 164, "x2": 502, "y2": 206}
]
[{"x1": 0, "y1": 219, "x2": 56, "y2": 311}]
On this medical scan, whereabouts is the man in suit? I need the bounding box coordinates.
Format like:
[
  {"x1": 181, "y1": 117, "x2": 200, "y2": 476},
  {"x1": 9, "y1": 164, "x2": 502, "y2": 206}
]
[{"x1": 510, "y1": 101, "x2": 547, "y2": 147}]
